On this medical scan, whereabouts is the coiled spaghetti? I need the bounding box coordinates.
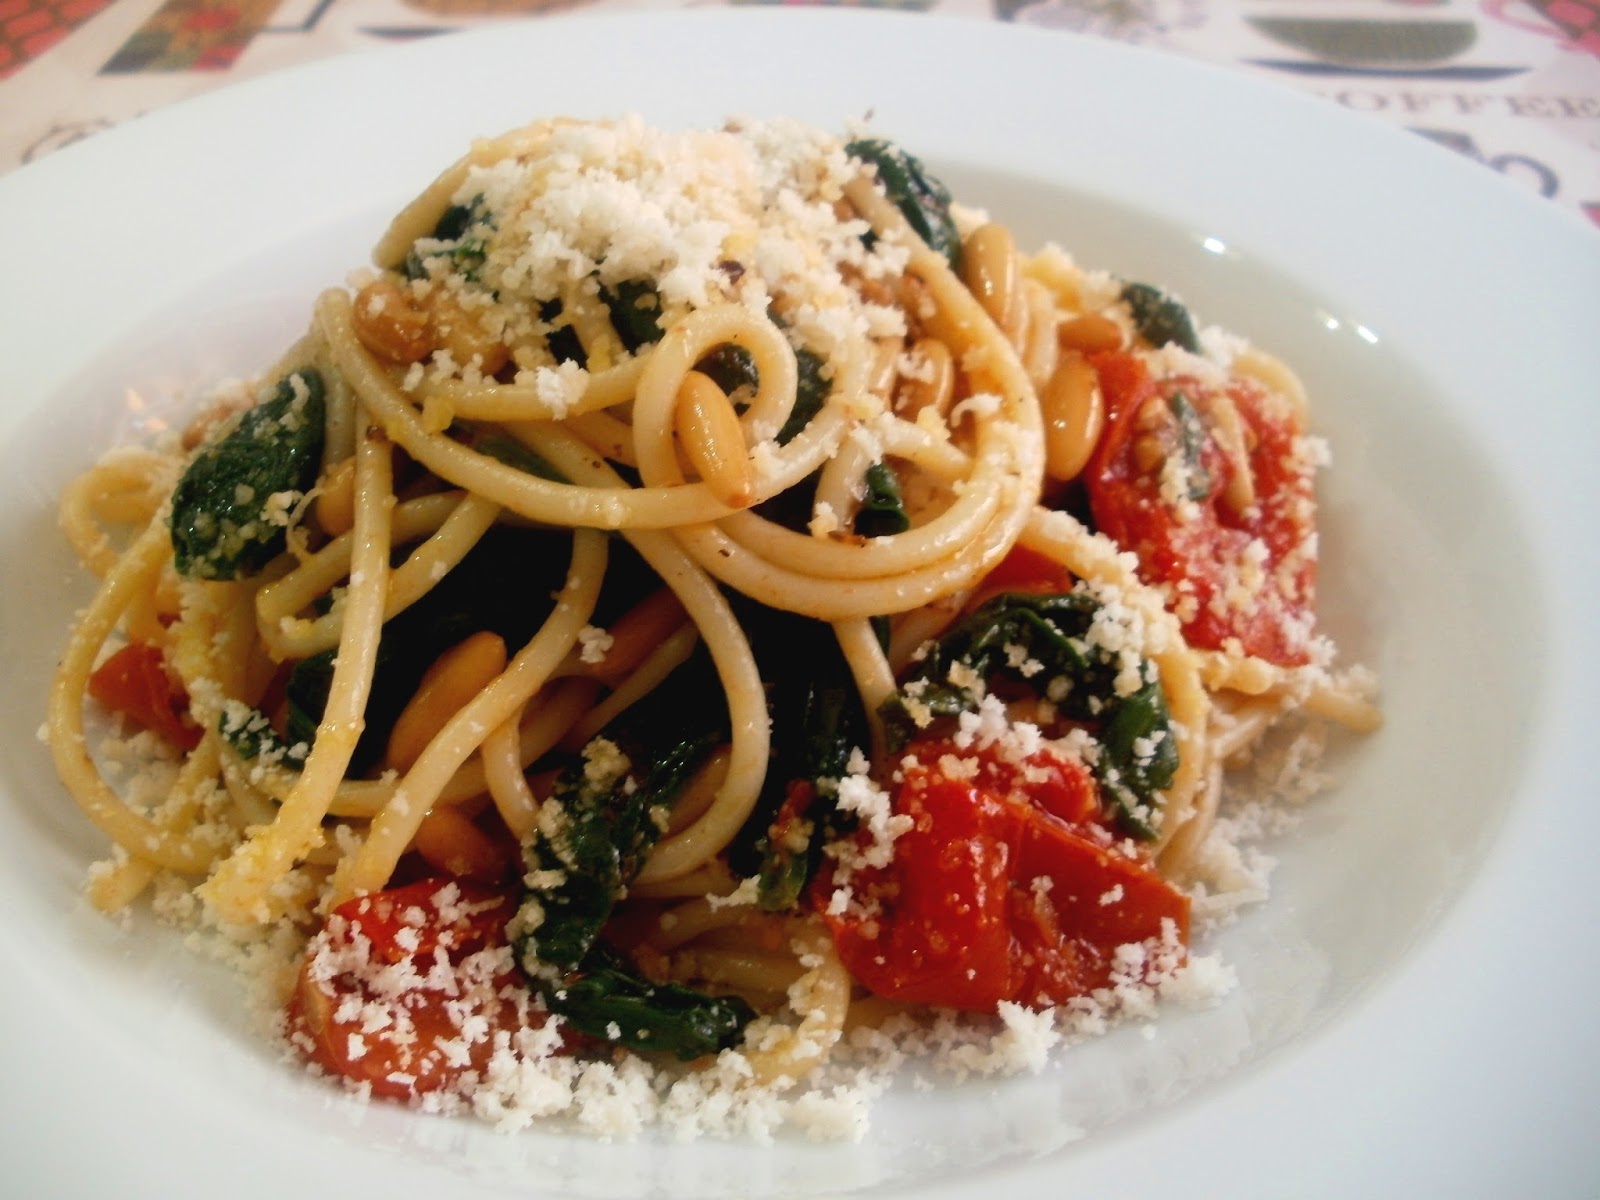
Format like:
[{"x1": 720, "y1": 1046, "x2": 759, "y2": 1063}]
[{"x1": 48, "y1": 115, "x2": 1379, "y2": 1120}]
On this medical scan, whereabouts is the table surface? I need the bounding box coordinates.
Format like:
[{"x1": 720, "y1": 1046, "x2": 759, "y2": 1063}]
[{"x1": 3, "y1": 0, "x2": 1599, "y2": 226}]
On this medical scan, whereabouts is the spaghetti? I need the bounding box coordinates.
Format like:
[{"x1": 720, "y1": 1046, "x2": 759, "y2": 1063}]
[{"x1": 49, "y1": 115, "x2": 1379, "y2": 1130}]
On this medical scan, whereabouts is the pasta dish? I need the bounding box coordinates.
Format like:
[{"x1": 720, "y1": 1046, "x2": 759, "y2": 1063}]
[{"x1": 47, "y1": 115, "x2": 1379, "y2": 1136}]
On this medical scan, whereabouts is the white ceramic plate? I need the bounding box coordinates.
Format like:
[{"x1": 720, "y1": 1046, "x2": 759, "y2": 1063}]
[{"x1": 1, "y1": 10, "x2": 1596, "y2": 1197}]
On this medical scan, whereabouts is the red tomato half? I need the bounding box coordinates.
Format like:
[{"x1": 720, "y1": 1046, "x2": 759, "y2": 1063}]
[
  {"x1": 86, "y1": 642, "x2": 202, "y2": 750},
  {"x1": 816, "y1": 739, "x2": 1189, "y2": 1011},
  {"x1": 966, "y1": 543, "x2": 1076, "y2": 610},
  {"x1": 287, "y1": 880, "x2": 551, "y2": 1100},
  {"x1": 1086, "y1": 350, "x2": 1318, "y2": 666}
]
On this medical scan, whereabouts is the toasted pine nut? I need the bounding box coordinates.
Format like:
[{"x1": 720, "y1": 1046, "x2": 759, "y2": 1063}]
[
  {"x1": 315, "y1": 456, "x2": 357, "y2": 536},
  {"x1": 1132, "y1": 433, "x2": 1166, "y2": 475},
  {"x1": 676, "y1": 370, "x2": 755, "y2": 508},
  {"x1": 413, "y1": 805, "x2": 514, "y2": 882},
  {"x1": 962, "y1": 224, "x2": 1020, "y2": 334},
  {"x1": 352, "y1": 276, "x2": 432, "y2": 364},
  {"x1": 386, "y1": 631, "x2": 508, "y2": 772},
  {"x1": 1135, "y1": 396, "x2": 1169, "y2": 432},
  {"x1": 896, "y1": 337, "x2": 956, "y2": 420},
  {"x1": 1058, "y1": 313, "x2": 1125, "y2": 355},
  {"x1": 580, "y1": 588, "x2": 689, "y2": 687},
  {"x1": 1039, "y1": 353, "x2": 1105, "y2": 483}
]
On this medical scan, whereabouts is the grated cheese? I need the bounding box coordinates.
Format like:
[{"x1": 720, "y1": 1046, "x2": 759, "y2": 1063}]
[{"x1": 60, "y1": 111, "x2": 1372, "y2": 1149}]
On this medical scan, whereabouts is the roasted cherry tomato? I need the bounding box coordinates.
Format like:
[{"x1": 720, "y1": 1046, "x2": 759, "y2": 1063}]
[
  {"x1": 1086, "y1": 350, "x2": 1318, "y2": 666},
  {"x1": 969, "y1": 543, "x2": 1076, "y2": 607},
  {"x1": 815, "y1": 739, "x2": 1189, "y2": 1011},
  {"x1": 287, "y1": 879, "x2": 551, "y2": 1100},
  {"x1": 86, "y1": 642, "x2": 202, "y2": 750}
]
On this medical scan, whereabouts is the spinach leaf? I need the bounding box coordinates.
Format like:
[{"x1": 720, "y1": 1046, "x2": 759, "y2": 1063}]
[
  {"x1": 755, "y1": 658, "x2": 862, "y2": 911},
  {"x1": 855, "y1": 462, "x2": 910, "y2": 538},
  {"x1": 693, "y1": 337, "x2": 828, "y2": 448},
  {"x1": 774, "y1": 348, "x2": 830, "y2": 446},
  {"x1": 216, "y1": 702, "x2": 301, "y2": 766},
  {"x1": 169, "y1": 369, "x2": 326, "y2": 581},
  {"x1": 600, "y1": 280, "x2": 665, "y2": 353},
  {"x1": 1095, "y1": 676, "x2": 1177, "y2": 838},
  {"x1": 538, "y1": 277, "x2": 664, "y2": 365},
  {"x1": 703, "y1": 343, "x2": 830, "y2": 536},
  {"x1": 473, "y1": 432, "x2": 571, "y2": 483},
  {"x1": 749, "y1": 656, "x2": 861, "y2": 913},
  {"x1": 510, "y1": 690, "x2": 752, "y2": 1060},
  {"x1": 846, "y1": 138, "x2": 963, "y2": 271},
  {"x1": 754, "y1": 781, "x2": 820, "y2": 914},
  {"x1": 281, "y1": 649, "x2": 344, "y2": 761},
  {"x1": 1121, "y1": 282, "x2": 1200, "y2": 353},
  {"x1": 515, "y1": 732, "x2": 715, "y2": 973},
  {"x1": 879, "y1": 591, "x2": 1178, "y2": 838},
  {"x1": 695, "y1": 343, "x2": 759, "y2": 399},
  {"x1": 537, "y1": 298, "x2": 587, "y2": 366},
  {"x1": 404, "y1": 194, "x2": 493, "y2": 282},
  {"x1": 544, "y1": 944, "x2": 755, "y2": 1061},
  {"x1": 724, "y1": 600, "x2": 868, "y2": 911}
]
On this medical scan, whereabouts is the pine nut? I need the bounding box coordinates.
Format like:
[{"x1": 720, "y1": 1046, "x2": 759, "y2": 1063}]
[
  {"x1": 352, "y1": 276, "x2": 431, "y2": 364},
  {"x1": 1057, "y1": 313, "x2": 1125, "y2": 354},
  {"x1": 581, "y1": 588, "x2": 689, "y2": 687},
  {"x1": 385, "y1": 631, "x2": 508, "y2": 772},
  {"x1": 413, "y1": 805, "x2": 514, "y2": 882},
  {"x1": 1039, "y1": 353, "x2": 1105, "y2": 483},
  {"x1": 1132, "y1": 432, "x2": 1166, "y2": 474},
  {"x1": 676, "y1": 370, "x2": 755, "y2": 508},
  {"x1": 962, "y1": 223, "x2": 1020, "y2": 334}
]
